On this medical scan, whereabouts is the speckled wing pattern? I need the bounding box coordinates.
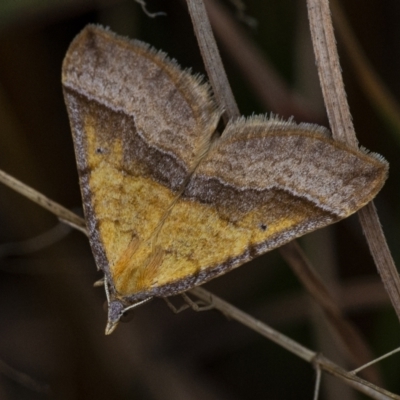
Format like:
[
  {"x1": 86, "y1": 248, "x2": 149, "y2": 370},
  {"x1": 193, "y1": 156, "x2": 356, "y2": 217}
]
[{"x1": 62, "y1": 25, "x2": 388, "y2": 332}]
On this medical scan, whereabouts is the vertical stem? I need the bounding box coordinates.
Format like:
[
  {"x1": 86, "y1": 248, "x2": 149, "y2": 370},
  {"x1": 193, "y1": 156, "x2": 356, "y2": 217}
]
[
  {"x1": 307, "y1": 0, "x2": 357, "y2": 147},
  {"x1": 186, "y1": 0, "x2": 240, "y2": 122},
  {"x1": 307, "y1": 0, "x2": 400, "y2": 321}
]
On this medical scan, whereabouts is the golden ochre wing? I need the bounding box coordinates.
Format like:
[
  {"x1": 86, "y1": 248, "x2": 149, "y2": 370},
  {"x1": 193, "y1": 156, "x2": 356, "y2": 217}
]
[
  {"x1": 61, "y1": 25, "x2": 220, "y2": 326},
  {"x1": 125, "y1": 117, "x2": 388, "y2": 302}
]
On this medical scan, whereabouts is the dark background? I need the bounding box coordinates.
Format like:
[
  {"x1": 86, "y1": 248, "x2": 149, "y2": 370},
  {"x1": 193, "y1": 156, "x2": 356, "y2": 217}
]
[{"x1": 0, "y1": 0, "x2": 399, "y2": 398}]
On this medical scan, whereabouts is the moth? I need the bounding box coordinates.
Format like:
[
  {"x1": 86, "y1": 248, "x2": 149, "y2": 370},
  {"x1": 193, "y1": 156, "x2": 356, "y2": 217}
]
[{"x1": 62, "y1": 25, "x2": 388, "y2": 334}]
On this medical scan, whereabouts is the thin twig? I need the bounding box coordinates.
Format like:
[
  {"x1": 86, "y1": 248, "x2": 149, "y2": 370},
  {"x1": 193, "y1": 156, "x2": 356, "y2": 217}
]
[
  {"x1": 0, "y1": 168, "x2": 87, "y2": 235},
  {"x1": 307, "y1": 0, "x2": 357, "y2": 147},
  {"x1": 358, "y1": 203, "x2": 400, "y2": 317},
  {"x1": 307, "y1": 0, "x2": 400, "y2": 322},
  {"x1": 191, "y1": 288, "x2": 315, "y2": 360},
  {"x1": 350, "y1": 347, "x2": 400, "y2": 376},
  {"x1": 313, "y1": 366, "x2": 322, "y2": 400},
  {"x1": 190, "y1": 287, "x2": 399, "y2": 400},
  {"x1": 279, "y1": 241, "x2": 379, "y2": 384},
  {"x1": 186, "y1": 0, "x2": 240, "y2": 122}
]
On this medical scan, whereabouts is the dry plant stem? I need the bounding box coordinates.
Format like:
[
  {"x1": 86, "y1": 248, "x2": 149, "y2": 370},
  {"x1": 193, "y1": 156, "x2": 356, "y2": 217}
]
[
  {"x1": 331, "y1": 0, "x2": 400, "y2": 137},
  {"x1": 190, "y1": 287, "x2": 399, "y2": 400},
  {"x1": 203, "y1": 0, "x2": 321, "y2": 122},
  {"x1": 0, "y1": 168, "x2": 87, "y2": 235},
  {"x1": 307, "y1": 0, "x2": 400, "y2": 321},
  {"x1": 186, "y1": 0, "x2": 240, "y2": 122},
  {"x1": 191, "y1": 288, "x2": 314, "y2": 360},
  {"x1": 188, "y1": 0, "x2": 377, "y2": 379},
  {"x1": 359, "y1": 203, "x2": 400, "y2": 313},
  {"x1": 307, "y1": 0, "x2": 356, "y2": 147},
  {"x1": 314, "y1": 366, "x2": 322, "y2": 400},
  {"x1": 280, "y1": 241, "x2": 379, "y2": 384}
]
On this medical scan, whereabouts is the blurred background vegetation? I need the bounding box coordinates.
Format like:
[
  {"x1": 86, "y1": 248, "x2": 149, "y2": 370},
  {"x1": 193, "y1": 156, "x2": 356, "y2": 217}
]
[{"x1": 0, "y1": 0, "x2": 399, "y2": 398}]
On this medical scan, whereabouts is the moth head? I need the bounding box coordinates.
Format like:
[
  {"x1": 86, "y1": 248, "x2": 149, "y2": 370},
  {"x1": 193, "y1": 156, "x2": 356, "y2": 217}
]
[{"x1": 105, "y1": 298, "x2": 153, "y2": 335}]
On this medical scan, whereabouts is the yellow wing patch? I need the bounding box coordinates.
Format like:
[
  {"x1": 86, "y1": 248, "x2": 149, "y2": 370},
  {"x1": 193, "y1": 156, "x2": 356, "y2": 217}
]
[{"x1": 111, "y1": 188, "x2": 332, "y2": 297}]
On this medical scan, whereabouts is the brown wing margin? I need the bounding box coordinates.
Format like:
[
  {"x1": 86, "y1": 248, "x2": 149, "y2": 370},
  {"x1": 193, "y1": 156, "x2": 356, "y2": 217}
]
[
  {"x1": 185, "y1": 116, "x2": 388, "y2": 219},
  {"x1": 62, "y1": 25, "x2": 221, "y2": 171}
]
